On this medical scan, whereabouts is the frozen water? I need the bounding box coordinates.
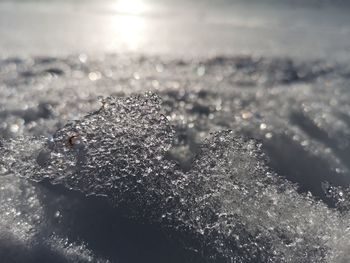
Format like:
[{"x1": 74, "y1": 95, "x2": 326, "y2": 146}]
[
  {"x1": 1, "y1": 92, "x2": 350, "y2": 262},
  {"x1": 1, "y1": 55, "x2": 350, "y2": 262},
  {"x1": 186, "y1": 132, "x2": 349, "y2": 262},
  {"x1": 16, "y1": 93, "x2": 175, "y2": 212},
  {"x1": 0, "y1": 175, "x2": 110, "y2": 263}
]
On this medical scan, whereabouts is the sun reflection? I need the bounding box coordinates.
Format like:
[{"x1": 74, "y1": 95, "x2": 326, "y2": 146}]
[
  {"x1": 113, "y1": 0, "x2": 147, "y2": 15},
  {"x1": 106, "y1": 0, "x2": 151, "y2": 52},
  {"x1": 109, "y1": 14, "x2": 147, "y2": 51}
]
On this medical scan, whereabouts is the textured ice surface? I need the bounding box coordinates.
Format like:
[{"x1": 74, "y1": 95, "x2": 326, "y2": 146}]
[
  {"x1": 1, "y1": 55, "x2": 350, "y2": 262},
  {"x1": 1, "y1": 93, "x2": 350, "y2": 262},
  {"x1": 0, "y1": 175, "x2": 110, "y2": 263},
  {"x1": 21, "y1": 94, "x2": 175, "y2": 212}
]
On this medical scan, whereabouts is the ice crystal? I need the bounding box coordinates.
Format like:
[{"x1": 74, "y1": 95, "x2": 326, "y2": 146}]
[{"x1": 1, "y1": 93, "x2": 350, "y2": 262}]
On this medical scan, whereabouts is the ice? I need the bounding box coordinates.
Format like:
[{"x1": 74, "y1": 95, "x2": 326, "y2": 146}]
[
  {"x1": 1, "y1": 93, "x2": 350, "y2": 262},
  {"x1": 0, "y1": 175, "x2": 109, "y2": 263},
  {"x1": 185, "y1": 131, "x2": 345, "y2": 262},
  {"x1": 24, "y1": 93, "x2": 175, "y2": 212},
  {"x1": 1, "y1": 55, "x2": 350, "y2": 262}
]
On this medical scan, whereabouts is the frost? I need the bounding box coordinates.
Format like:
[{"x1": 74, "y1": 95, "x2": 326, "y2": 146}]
[
  {"x1": 1, "y1": 55, "x2": 350, "y2": 262},
  {"x1": 2, "y1": 93, "x2": 176, "y2": 217},
  {"x1": 0, "y1": 174, "x2": 109, "y2": 263},
  {"x1": 1, "y1": 93, "x2": 350, "y2": 262},
  {"x1": 0, "y1": 137, "x2": 45, "y2": 177},
  {"x1": 45, "y1": 236, "x2": 110, "y2": 263},
  {"x1": 179, "y1": 131, "x2": 340, "y2": 262}
]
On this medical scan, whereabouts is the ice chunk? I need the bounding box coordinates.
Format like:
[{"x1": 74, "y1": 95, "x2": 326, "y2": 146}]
[
  {"x1": 2, "y1": 94, "x2": 350, "y2": 262},
  {"x1": 2, "y1": 93, "x2": 176, "y2": 216},
  {"x1": 180, "y1": 131, "x2": 333, "y2": 262}
]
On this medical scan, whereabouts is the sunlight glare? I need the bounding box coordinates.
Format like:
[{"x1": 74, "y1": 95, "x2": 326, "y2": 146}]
[
  {"x1": 114, "y1": 0, "x2": 147, "y2": 15},
  {"x1": 108, "y1": 15, "x2": 147, "y2": 52}
]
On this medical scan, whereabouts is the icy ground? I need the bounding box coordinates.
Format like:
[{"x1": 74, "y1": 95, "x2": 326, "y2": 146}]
[{"x1": 1, "y1": 55, "x2": 350, "y2": 262}]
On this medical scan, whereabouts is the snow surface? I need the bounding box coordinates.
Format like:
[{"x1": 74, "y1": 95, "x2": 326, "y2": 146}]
[{"x1": 1, "y1": 55, "x2": 350, "y2": 262}]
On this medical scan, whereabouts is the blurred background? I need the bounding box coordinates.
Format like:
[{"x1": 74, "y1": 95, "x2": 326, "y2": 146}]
[{"x1": 1, "y1": 0, "x2": 350, "y2": 61}]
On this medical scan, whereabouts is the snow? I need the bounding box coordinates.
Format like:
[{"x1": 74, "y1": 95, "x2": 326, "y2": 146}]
[{"x1": 1, "y1": 55, "x2": 350, "y2": 262}]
